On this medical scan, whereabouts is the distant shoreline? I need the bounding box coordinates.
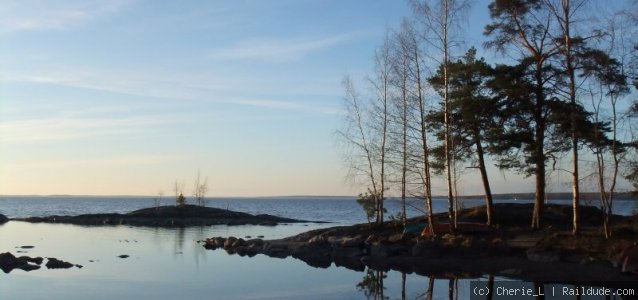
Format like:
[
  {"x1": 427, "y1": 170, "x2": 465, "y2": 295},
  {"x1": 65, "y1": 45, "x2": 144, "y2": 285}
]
[
  {"x1": 458, "y1": 192, "x2": 636, "y2": 201},
  {"x1": 0, "y1": 192, "x2": 635, "y2": 200}
]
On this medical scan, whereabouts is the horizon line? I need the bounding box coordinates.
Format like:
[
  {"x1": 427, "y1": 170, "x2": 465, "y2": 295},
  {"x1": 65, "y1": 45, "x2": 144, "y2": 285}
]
[{"x1": 2, "y1": 191, "x2": 629, "y2": 198}]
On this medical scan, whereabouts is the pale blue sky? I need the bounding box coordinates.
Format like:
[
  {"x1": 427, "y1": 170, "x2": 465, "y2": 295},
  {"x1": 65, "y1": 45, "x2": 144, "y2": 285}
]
[{"x1": 0, "y1": 0, "x2": 624, "y2": 196}]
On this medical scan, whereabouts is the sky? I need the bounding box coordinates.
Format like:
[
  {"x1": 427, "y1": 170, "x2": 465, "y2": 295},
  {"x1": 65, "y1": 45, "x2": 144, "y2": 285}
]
[{"x1": 0, "y1": 0, "x2": 629, "y2": 197}]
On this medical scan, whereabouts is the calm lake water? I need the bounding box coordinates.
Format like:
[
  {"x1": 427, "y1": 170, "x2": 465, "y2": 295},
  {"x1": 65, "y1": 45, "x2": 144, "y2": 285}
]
[{"x1": 0, "y1": 196, "x2": 636, "y2": 299}]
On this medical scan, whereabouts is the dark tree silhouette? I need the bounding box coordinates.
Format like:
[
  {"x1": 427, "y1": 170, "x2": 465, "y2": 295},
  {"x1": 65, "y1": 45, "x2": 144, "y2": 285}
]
[
  {"x1": 485, "y1": 0, "x2": 559, "y2": 229},
  {"x1": 429, "y1": 47, "x2": 498, "y2": 225}
]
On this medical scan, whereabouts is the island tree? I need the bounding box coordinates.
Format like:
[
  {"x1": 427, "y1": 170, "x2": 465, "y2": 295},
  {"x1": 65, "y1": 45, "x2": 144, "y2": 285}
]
[
  {"x1": 368, "y1": 36, "x2": 394, "y2": 226},
  {"x1": 485, "y1": 0, "x2": 560, "y2": 229},
  {"x1": 411, "y1": 0, "x2": 469, "y2": 229},
  {"x1": 338, "y1": 63, "x2": 392, "y2": 227},
  {"x1": 193, "y1": 171, "x2": 209, "y2": 207},
  {"x1": 394, "y1": 19, "x2": 437, "y2": 232},
  {"x1": 429, "y1": 47, "x2": 497, "y2": 225},
  {"x1": 389, "y1": 21, "x2": 414, "y2": 225}
]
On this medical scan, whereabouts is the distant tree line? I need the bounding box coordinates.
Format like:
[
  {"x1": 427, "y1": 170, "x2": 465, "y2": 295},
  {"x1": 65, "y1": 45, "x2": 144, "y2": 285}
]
[{"x1": 338, "y1": 0, "x2": 638, "y2": 238}]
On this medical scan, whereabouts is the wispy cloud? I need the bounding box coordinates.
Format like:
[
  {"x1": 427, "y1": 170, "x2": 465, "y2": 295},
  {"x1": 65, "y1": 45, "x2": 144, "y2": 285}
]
[
  {"x1": 0, "y1": 115, "x2": 163, "y2": 144},
  {"x1": 0, "y1": 0, "x2": 131, "y2": 33},
  {"x1": 208, "y1": 33, "x2": 357, "y2": 62},
  {"x1": 9, "y1": 154, "x2": 187, "y2": 169},
  {"x1": 229, "y1": 99, "x2": 342, "y2": 115},
  {"x1": 0, "y1": 67, "x2": 343, "y2": 116},
  {"x1": 0, "y1": 68, "x2": 206, "y2": 100}
]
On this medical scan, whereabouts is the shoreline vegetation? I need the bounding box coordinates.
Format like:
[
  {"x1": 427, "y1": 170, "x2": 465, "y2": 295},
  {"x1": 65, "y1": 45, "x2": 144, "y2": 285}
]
[{"x1": 201, "y1": 203, "x2": 638, "y2": 284}]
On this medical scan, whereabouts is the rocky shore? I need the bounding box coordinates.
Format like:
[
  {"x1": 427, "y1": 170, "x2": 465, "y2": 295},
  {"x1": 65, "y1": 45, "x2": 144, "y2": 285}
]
[
  {"x1": 202, "y1": 203, "x2": 638, "y2": 283},
  {"x1": 0, "y1": 252, "x2": 81, "y2": 273},
  {"x1": 13, "y1": 204, "x2": 311, "y2": 227}
]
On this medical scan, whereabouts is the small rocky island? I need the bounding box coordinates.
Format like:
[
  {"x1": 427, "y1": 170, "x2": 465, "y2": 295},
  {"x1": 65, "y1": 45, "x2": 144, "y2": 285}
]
[
  {"x1": 0, "y1": 252, "x2": 81, "y2": 273},
  {"x1": 14, "y1": 204, "x2": 309, "y2": 227},
  {"x1": 203, "y1": 203, "x2": 638, "y2": 283}
]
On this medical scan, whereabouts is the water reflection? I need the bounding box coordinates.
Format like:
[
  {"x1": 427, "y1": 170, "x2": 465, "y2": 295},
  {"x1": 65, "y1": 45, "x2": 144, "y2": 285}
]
[
  {"x1": 355, "y1": 270, "x2": 466, "y2": 300},
  {"x1": 174, "y1": 226, "x2": 185, "y2": 254},
  {"x1": 1, "y1": 222, "x2": 637, "y2": 300},
  {"x1": 357, "y1": 269, "x2": 387, "y2": 299},
  {"x1": 426, "y1": 276, "x2": 434, "y2": 300}
]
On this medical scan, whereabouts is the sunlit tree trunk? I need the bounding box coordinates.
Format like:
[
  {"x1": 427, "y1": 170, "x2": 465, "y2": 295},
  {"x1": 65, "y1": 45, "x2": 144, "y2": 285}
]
[
  {"x1": 412, "y1": 0, "x2": 467, "y2": 232},
  {"x1": 415, "y1": 50, "x2": 435, "y2": 233},
  {"x1": 474, "y1": 127, "x2": 493, "y2": 225},
  {"x1": 441, "y1": 0, "x2": 456, "y2": 230}
]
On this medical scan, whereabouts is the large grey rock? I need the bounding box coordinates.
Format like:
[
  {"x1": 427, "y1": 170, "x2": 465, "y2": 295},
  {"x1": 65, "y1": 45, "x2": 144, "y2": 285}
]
[{"x1": 0, "y1": 214, "x2": 8, "y2": 225}]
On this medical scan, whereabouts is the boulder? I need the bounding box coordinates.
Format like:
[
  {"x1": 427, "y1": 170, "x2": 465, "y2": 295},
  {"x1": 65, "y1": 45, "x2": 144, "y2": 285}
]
[
  {"x1": 262, "y1": 242, "x2": 289, "y2": 258},
  {"x1": 224, "y1": 237, "x2": 237, "y2": 249},
  {"x1": 232, "y1": 238, "x2": 246, "y2": 247},
  {"x1": 209, "y1": 237, "x2": 225, "y2": 248},
  {"x1": 45, "y1": 258, "x2": 74, "y2": 269},
  {"x1": 0, "y1": 252, "x2": 41, "y2": 273},
  {"x1": 339, "y1": 235, "x2": 364, "y2": 248},
  {"x1": 0, "y1": 214, "x2": 8, "y2": 225},
  {"x1": 308, "y1": 235, "x2": 327, "y2": 245},
  {"x1": 247, "y1": 239, "x2": 264, "y2": 247},
  {"x1": 20, "y1": 256, "x2": 43, "y2": 265}
]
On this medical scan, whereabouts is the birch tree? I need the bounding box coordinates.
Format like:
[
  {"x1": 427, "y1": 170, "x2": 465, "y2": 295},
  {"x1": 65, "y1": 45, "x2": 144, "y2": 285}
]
[
  {"x1": 337, "y1": 71, "x2": 390, "y2": 227},
  {"x1": 395, "y1": 18, "x2": 436, "y2": 233},
  {"x1": 368, "y1": 36, "x2": 394, "y2": 226},
  {"x1": 193, "y1": 171, "x2": 209, "y2": 207},
  {"x1": 390, "y1": 21, "x2": 413, "y2": 225},
  {"x1": 411, "y1": 0, "x2": 469, "y2": 229}
]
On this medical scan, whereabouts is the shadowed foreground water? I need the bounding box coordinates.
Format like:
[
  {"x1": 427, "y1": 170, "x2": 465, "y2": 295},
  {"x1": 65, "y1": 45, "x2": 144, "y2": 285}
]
[
  {"x1": 1, "y1": 197, "x2": 636, "y2": 299},
  {"x1": 0, "y1": 221, "x2": 479, "y2": 300},
  {"x1": 2, "y1": 221, "x2": 635, "y2": 300}
]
